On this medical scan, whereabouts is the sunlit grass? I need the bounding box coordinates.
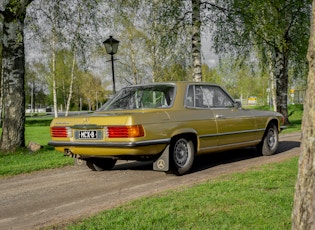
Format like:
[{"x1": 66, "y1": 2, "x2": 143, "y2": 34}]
[
  {"x1": 66, "y1": 157, "x2": 298, "y2": 230},
  {"x1": 0, "y1": 126, "x2": 73, "y2": 177},
  {"x1": 0, "y1": 148, "x2": 73, "y2": 176}
]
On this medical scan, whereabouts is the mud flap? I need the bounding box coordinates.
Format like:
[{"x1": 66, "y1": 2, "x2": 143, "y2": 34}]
[{"x1": 153, "y1": 145, "x2": 170, "y2": 172}]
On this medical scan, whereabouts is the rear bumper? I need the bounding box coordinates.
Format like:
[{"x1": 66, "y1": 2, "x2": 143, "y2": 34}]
[{"x1": 48, "y1": 138, "x2": 170, "y2": 148}]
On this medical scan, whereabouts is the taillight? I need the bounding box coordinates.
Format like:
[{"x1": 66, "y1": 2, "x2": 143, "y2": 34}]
[
  {"x1": 106, "y1": 125, "x2": 145, "y2": 138},
  {"x1": 50, "y1": 127, "x2": 71, "y2": 138}
]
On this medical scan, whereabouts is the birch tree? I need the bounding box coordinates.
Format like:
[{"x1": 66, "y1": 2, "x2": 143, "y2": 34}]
[
  {"x1": 0, "y1": 14, "x2": 3, "y2": 126},
  {"x1": 205, "y1": 0, "x2": 311, "y2": 125},
  {"x1": 28, "y1": 0, "x2": 107, "y2": 117},
  {"x1": 0, "y1": 0, "x2": 34, "y2": 152},
  {"x1": 292, "y1": 0, "x2": 315, "y2": 227},
  {"x1": 28, "y1": 0, "x2": 61, "y2": 117},
  {"x1": 64, "y1": 2, "x2": 90, "y2": 116},
  {"x1": 192, "y1": 0, "x2": 202, "y2": 82},
  {"x1": 147, "y1": 0, "x2": 192, "y2": 82},
  {"x1": 111, "y1": 0, "x2": 201, "y2": 82}
]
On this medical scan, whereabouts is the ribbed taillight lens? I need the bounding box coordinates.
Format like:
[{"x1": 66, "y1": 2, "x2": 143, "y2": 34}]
[
  {"x1": 107, "y1": 125, "x2": 144, "y2": 138},
  {"x1": 50, "y1": 127, "x2": 71, "y2": 138}
]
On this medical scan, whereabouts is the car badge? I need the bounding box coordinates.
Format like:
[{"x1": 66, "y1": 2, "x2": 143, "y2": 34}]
[{"x1": 83, "y1": 117, "x2": 88, "y2": 123}]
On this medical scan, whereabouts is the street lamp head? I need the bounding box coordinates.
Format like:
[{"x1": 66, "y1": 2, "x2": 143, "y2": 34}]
[
  {"x1": 103, "y1": 36, "x2": 119, "y2": 95},
  {"x1": 103, "y1": 36, "x2": 120, "y2": 55}
]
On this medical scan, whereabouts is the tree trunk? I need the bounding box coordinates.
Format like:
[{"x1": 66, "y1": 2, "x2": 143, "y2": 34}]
[
  {"x1": 0, "y1": 44, "x2": 3, "y2": 127},
  {"x1": 51, "y1": 34, "x2": 58, "y2": 118},
  {"x1": 271, "y1": 75, "x2": 277, "y2": 112},
  {"x1": 192, "y1": 0, "x2": 202, "y2": 82},
  {"x1": 274, "y1": 47, "x2": 290, "y2": 125},
  {"x1": 267, "y1": 50, "x2": 277, "y2": 111},
  {"x1": 292, "y1": 1, "x2": 315, "y2": 228},
  {"x1": 65, "y1": 53, "x2": 76, "y2": 117},
  {"x1": 0, "y1": 3, "x2": 29, "y2": 151}
]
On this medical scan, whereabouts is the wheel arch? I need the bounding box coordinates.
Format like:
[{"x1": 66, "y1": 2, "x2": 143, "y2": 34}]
[
  {"x1": 170, "y1": 130, "x2": 198, "y2": 154},
  {"x1": 266, "y1": 118, "x2": 280, "y2": 132},
  {"x1": 257, "y1": 118, "x2": 280, "y2": 156}
]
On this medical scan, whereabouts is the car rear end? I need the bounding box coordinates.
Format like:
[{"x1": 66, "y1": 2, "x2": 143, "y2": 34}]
[{"x1": 48, "y1": 113, "x2": 169, "y2": 160}]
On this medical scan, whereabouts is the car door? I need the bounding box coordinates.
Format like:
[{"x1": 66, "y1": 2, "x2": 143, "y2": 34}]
[
  {"x1": 201, "y1": 85, "x2": 259, "y2": 146},
  {"x1": 185, "y1": 85, "x2": 218, "y2": 153}
]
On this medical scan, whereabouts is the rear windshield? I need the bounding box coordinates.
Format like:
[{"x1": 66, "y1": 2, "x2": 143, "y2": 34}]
[{"x1": 100, "y1": 85, "x2": 175, "y2": 111}]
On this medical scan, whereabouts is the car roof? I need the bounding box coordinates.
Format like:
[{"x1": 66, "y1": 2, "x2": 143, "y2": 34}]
[{"x1": 122, "y1": 81, "x2": 221, "y2": 88}]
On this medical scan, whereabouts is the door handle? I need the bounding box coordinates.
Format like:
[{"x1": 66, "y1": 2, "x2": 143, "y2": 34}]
[{"x1": 216, "y1": 115, "x2": 225, "y2": 119}]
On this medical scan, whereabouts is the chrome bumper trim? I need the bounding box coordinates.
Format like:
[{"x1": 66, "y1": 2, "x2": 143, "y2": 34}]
[{"x1": 48, "y1": 138, "x2": 171, "y2": 148}]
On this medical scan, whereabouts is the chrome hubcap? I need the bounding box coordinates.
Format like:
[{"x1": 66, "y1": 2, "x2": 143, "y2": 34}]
[
  {"x1": 267, "y1": 130, "x2": 276, "y2": 149},
  {"x1": 174, "y1": 139, "x2": 189, "y2": 167}
]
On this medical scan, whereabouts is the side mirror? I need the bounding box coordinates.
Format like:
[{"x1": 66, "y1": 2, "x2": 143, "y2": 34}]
[{"x1": 234, "y1": 100, "x2": 242, "y2": 109}]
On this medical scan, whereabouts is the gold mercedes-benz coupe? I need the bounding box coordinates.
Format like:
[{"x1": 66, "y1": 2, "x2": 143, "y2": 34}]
[{"x1": 49, "y1": 82, "x2": 285, "y2": 175}]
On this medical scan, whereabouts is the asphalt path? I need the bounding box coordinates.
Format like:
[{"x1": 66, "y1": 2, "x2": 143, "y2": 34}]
[{"x1": 0, "y1": 132, "x2": 301, "y2": 230}]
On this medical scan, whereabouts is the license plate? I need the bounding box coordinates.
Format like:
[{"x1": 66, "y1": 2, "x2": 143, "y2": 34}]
[{"x1": 78, "y1": 130, "x2": 97, "y2": 139}]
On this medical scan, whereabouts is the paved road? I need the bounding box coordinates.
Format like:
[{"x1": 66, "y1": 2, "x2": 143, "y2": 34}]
[{"x1": 0, "y1": 132, "x2": 301, "y2": 230}]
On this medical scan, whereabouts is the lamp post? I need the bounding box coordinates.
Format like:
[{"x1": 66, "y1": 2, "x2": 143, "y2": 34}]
[{"x1": 103, "y1": 36, "x2": 120, "y2": 94}]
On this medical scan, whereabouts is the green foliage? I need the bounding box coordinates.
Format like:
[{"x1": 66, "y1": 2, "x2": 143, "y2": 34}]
[
  {"x1": 202, "y1": 58, "x2": 269, "y2": 101},
  {"x1": 25, "y1": 118, "x2": 52, "y2": 127},
  {"x1": 42, "y1": 49, "x2": 109, "y2": 110},
  {"x1": 4, "y1": 0, "x2": 33, "y2": 20},
  {"x1": 158, "y1": 63, "x2": 191, "y2": 82},
  {"x1": 112, "y1": 0, "x2": 191, "y2": 83},
  {"x1": 210, "y1": 0, "x2": 311, "y2": 56},
  {"x1": 208, "y1": 0, "x2": 310, "y2": 109},
  {"x1": 66, "y1": 157, "x2": 298, "y2": 230},
  {"x1": 202, "y1": 64, "x2": 222, "y2": 84},
  {"x1": 284, "y1": 104, "x2": 303, "y2": 133}
]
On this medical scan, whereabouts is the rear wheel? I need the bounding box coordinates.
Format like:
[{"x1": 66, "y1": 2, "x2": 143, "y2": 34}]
[
  {"x1": 256, "y1": 124, "x2": 279, "y2": 156},
  {"x1": 170, "y1": 136, "x2": 195, "y2": 176},
  {"x1": 86, "y1": 158, "x2": 117, "y2": 171}
]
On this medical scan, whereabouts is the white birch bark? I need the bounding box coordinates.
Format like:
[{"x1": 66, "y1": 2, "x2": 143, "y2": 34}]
[
  {"x1": 51, "y1": 34, "x2": 58, "y2": 118},
  {"x1": 192, "y1": 0, "x2": 202, "y2": 82},
  {"x1": 65, "y1": 52, "x2": 76, "y2": 117}
]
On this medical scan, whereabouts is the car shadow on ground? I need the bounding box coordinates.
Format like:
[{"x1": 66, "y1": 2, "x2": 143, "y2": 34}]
[
  {"x1": 191, "y1": 147, "x2": 260, "y2": 174},
  {"x1": 113, "y1": 160, "x2": 153, "y2": 171},
  {"x1": 277, "y1": 141, "x2": 300, "y2": 153},
  {"x1": 191, "y1": 140, "x2": 300, "y2": 174},
  {"x1": 111, "y1": 140, "x2": 301, "y2": 174}
]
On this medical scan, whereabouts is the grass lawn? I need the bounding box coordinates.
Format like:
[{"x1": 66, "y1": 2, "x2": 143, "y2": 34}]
[
  {"x1": 65, "y1": 157, "x2": 298, "y2": 230},
  {"x1": 0, "y1": 126, "x2": 73, "y2": 177}
]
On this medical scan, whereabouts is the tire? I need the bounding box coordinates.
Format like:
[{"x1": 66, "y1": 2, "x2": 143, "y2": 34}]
[
  {"x1": 86, "y1": 158, "x2": 117, "y2": 171},
  {"x1": 170, "y1": 136, "x2": 195, "y2": 176},
  {"x1": 256, "y1": 124, "x2": 279, "y2": 156}
]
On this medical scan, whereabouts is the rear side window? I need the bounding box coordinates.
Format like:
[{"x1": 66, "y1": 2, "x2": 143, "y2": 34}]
[{"x1": 185, "y1": 85, "x2": 234, "y2": 108}]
